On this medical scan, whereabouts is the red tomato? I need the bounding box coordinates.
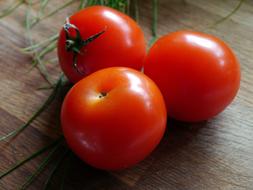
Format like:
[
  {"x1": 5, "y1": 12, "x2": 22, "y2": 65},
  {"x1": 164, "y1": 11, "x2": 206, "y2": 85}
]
[
  {"x1": 61, "y1": 67, "x2": 167, "y2": 170},
  {"x1": 57, "y1": 6, "x2": 146, "y2": 83},
  {"x1": 144, "y1": 31, "x2": 240, "y2": 122}
]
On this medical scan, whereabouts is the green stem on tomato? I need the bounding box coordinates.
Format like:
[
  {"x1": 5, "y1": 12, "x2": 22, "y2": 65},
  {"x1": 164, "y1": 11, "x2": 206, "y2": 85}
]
[
  {"x1": 63, "y1": 18, "x2": 106, "y2": 74},
  {"x1": 0, "y1": 137, "x2": 63, "y2": 179},
  {"x1": 0, "y1": 75, "x2": 64, "y2": 142}
]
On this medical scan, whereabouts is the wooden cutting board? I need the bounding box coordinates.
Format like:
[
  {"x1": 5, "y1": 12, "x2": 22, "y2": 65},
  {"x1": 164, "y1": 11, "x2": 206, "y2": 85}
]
[{"x1": 0, "y1": 0, "x2": 253, "y2": 189}]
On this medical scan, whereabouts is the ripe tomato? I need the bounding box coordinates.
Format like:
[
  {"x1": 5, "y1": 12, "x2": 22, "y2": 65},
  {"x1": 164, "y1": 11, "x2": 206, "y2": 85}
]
[
  {"x1": 144, "y1": 31, "x2": 240, "y2": 122},
  {"x1": 57, "y1": 6, "x2": 146, "y2": 83},
  {"x1": 61, "y1": 67, "x2": 167, "y2": 170}
]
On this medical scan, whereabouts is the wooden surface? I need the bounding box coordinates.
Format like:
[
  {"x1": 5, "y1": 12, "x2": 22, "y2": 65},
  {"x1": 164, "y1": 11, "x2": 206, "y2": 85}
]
[{"x1": 1, "y1": 0, "x2": 253, "y2": 189}]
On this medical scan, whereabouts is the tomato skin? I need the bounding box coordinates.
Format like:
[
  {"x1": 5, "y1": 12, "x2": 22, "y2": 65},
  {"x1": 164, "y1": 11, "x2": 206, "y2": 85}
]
[
  {"x1": 58, "y1": 6, "x2": 146, "y2": 83},
  {"x1": 144, "y1": 31, "x2": 240, "y2": 122},
  {"x1": 61, "y1": 67, "x2": 167, "y2": 170}
]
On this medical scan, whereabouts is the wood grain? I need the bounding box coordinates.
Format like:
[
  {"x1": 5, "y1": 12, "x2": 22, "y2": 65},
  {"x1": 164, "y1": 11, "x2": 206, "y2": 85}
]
[{"x1": 0, "y1": 0, "x2": 253, "y2": 189}]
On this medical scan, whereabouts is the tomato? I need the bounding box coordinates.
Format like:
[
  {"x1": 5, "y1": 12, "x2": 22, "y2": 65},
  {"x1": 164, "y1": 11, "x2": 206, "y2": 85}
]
[
  {"x1": 57, "y1": 6, "x2": 146, "y2": 83},
  {"x1": 144, "y1": 31, "x2": 240, "y2": 122},
  {"x1": 61, "y1": 67, "x2": 167, "y2": 170}
]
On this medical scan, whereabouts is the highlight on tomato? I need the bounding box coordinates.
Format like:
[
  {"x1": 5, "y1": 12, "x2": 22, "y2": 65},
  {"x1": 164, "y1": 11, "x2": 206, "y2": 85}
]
[
  {"x1": 61, "y1": 67, "x2": 167, "y2": 170},
  {"x1": 57, "y1": 6, "x2": 146, "y2": 83},
  {"x1": 144, "y1": 30, "x2": 240, "y2": 122}
]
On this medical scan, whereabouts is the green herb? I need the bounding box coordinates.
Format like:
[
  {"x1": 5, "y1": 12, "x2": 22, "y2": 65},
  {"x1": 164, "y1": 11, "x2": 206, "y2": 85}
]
[
  {"x1": 0, "y1": 137, "x2": 63, "y2": 179},
  {"x1": 38, "y1": 0, "x2": 51, "y2": 17},
  {"x1": 20, "y1": 139, "x2": 63, "y2": 189},
  {"x1": 133, "y1": 0, "x2": 139, "y2": 22},
  {"x1": 0, "y1": 0, "x2": 25, "y2": 19},
  {"x1": 149, "y1": 0, "x2": 158, "y2": 47},
  {"x1": 43, "y1": 149, "x2": 70, "y2": 190},
  {"x1": 0, "y1": 75, "x2": 64, "y2": 142},
  {"x1": 79, "y1": 0, "x2": 87, "y2": 9},
  {"x1": 210, "y1": 0, "x2": 244, "y2": 28},
  {"x1": 31, "y1": 0, "x2": 76, "y2": 27},
  {"x1": 25, "y1": 0, "x2": 53, "y2": 84},
  {"x1": 21, "y1": 34, "x2": 58, "y2": 53}
]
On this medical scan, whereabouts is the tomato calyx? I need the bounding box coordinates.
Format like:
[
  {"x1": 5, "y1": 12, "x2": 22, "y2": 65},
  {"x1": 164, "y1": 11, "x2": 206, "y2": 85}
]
[{"x1": 63, "y1": 17, "x2": 106, "y2": 74}]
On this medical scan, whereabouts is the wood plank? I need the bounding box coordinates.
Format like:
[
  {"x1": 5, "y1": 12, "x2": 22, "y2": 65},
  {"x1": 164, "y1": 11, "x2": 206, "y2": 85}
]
[{"x1": 0, "y1": 0, "x2": 253, "y2": 189}]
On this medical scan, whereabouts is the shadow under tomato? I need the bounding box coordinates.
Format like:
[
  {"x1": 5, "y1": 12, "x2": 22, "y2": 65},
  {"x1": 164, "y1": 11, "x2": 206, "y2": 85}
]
[
  {"x1": 49, "y1": 152, "x2": 128, "y2": 190},
  {"x1": 128, "y1": 116, "x2": 227, "y2": 189},
  {"x1": 47, "y1": 117, "x2": 219, "y2": 189}
]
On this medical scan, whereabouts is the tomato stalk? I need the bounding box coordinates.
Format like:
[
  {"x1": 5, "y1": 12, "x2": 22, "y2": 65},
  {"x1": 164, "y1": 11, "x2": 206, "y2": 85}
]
[{"x1": 63, "y1": 17, "x2": 106, "y2": 74}]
